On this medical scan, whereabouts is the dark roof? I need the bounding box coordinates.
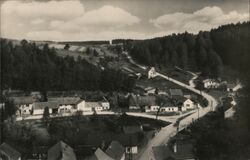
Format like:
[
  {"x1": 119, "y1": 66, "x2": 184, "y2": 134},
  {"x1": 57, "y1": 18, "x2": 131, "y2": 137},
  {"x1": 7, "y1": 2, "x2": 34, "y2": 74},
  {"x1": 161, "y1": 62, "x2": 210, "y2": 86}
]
[
  {"x1": 47, "y1": 141, "x2": 76, "y2": 160},
  {"x1": 227, "y1": 83, "x2": 235, "y2": 89},
  {"x1": 105, "y1": 141, "x2": 125, "y2": 160},
  {"x1": 89, "y1": 148, "x2": 114, "y2": 160},
  {"x1": 0, "y1": 143, "x2": 21, "y2": 160},
  {"x1": 122, "y1": 125, "x2": 143, "y2": 134},
  {"x1": 169, "y1": 89, "x2": 183, "y2": 96},
  {"x1": 10, "y1": 96, "x2": 35, "y2": 104},
  {"x1": 139, "y1": 96, "x2": 157, "y2": 106},
  {"x1": 48, "y1": 97, "x2": 81, "y2": 105},
  {"x1": 33, "y1": 101, "x2": 59, "y2": 110},
  {"x1": 152, "y1": 141, "x2": 194, "y2": 160}
]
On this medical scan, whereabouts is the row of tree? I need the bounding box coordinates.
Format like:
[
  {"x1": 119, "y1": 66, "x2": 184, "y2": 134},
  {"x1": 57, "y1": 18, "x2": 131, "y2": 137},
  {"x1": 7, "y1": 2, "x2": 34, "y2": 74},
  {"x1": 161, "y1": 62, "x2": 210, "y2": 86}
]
[
  {"x1": 127, "y1": 22, "x2": 249, "y2": 77},
  {"x1": 0, "y1": 39, "x2": 135, "y2": 92}
]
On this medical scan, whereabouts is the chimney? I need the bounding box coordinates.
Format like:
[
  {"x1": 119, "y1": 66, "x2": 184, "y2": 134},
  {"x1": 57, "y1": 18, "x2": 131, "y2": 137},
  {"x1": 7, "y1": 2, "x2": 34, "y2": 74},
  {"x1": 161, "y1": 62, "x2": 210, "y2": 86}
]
[{"x1": 173, "y1": 142, "x2": 177, "y2": 153}]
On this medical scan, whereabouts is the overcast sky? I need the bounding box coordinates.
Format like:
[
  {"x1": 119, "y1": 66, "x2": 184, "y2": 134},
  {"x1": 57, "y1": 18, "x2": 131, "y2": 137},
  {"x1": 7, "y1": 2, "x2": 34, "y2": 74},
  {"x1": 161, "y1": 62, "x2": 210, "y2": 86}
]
[{"x1": 0, "y1": 0, "x2": 249, "y2": 41}]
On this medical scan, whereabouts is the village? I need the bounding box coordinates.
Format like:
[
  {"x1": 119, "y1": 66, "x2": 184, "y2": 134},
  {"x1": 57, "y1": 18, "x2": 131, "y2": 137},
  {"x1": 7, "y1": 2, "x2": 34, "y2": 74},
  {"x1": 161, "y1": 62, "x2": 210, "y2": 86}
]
[{"x1": 1, "y1": 46, "x2": 240, "y2": 160}]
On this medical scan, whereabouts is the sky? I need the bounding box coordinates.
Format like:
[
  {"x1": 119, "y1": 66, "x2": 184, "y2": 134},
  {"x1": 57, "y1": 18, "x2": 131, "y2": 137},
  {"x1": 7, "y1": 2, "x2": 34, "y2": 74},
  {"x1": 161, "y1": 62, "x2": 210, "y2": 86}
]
[{"x1": 0, "y1": 0, "x2": 249, "y2": 41}]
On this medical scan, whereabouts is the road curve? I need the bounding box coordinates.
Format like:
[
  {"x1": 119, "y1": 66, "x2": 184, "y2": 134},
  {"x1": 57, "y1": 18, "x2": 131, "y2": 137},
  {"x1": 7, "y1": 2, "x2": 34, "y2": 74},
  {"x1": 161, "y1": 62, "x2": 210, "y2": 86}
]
[{"x1": 137, "y1": 72, "x2": 218, "y2": 160}]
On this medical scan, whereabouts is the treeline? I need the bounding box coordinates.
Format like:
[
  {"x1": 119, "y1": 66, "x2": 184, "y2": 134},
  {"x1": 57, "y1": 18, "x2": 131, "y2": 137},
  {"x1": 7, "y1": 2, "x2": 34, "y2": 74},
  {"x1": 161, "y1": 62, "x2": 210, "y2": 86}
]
[
  {"x1": 0, "y1": 39, "x2": 135, "y2": 92},
  {"x1": 127, "y1": 22, "x2": 249, "y2": 77}
]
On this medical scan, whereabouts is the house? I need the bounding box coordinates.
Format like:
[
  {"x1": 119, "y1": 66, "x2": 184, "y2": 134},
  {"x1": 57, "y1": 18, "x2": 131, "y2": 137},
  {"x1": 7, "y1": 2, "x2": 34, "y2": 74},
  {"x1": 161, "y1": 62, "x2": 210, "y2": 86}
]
[
  {"x1": 227, "y1": 83, "x2": 235, "y2": 92},
  {"x1": 88, "y1": 148, "x2": 114, "y2": 160},
  {"x1": 105, "y1": 141, "x2": 125, "y2": 160},
  {"x1": 10, "y1": 96, "x2": 35, "y2": 116},
  {"x1": 183, "y1": 99, "x2": 195, "y2": 110},
  {"x1": 160, "y1": 101, "x2": 179, "y2": 112},
  {"x1": 139, "y1": 96, "x2": 160, "y2": 112},
  {"x1": 152, "y1": 141, "x2": 195, "y2": 160},
  {"x1": 203, "y1": 79, "x2": 220, "y2": 89},
  {"x1": 144, "y1": 87, "x2": 156, "y2": 95},
  {"x1": 0, "y1": 143, "x2": 21, "y2": 160},
  {"x1": 85, "y1": 102, "x2": 104, "y2": 112},
  {"x1": 118, "y1": 134, "x2": 139, "y2": 154},
  {"x1": 147, "y1": 67, "x2": 157, "y2": 79},
  {"x1": 32, "y1": 102, "x2": 58, "y2": 115},
  {"x1": 128, "y1": 94, "x2": 140, "y2": 110},
  {"x1": 100, "y1": 101, "x2": 110, "y2": 110},
  {"x1": 47, "y1": 141, "x2": 76, "y2": 160},
  {"x1": 169, "y1": 89, "x2": 183, "y2": 97}
]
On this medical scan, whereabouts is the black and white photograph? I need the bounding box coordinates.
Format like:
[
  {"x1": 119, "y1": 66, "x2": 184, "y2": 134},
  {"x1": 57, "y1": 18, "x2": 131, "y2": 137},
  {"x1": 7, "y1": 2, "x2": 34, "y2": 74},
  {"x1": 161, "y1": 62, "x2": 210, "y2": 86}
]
[{"x1": 0, "y1": 0, "x2": 249, "y2": 159}]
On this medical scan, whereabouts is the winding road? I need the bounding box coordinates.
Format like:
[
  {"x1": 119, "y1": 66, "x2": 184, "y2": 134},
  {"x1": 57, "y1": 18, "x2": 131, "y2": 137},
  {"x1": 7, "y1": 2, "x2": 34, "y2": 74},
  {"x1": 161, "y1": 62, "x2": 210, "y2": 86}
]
[{"x1": 125, "y1": 54, "x2": 218, "y2": 160}]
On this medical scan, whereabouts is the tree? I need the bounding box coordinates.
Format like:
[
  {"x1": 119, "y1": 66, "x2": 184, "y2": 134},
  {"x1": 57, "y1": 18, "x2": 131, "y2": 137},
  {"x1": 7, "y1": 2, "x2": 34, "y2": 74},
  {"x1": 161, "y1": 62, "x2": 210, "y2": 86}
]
[
  {"x1": 155, "y1": 96, "x2": 167, "y2": 120},
  {"x1": 64, "y1": 43, "x2": 70, "y2": 50},
  {"x1": 43, "y1": 106, "x2": 50, "y2": 126}
]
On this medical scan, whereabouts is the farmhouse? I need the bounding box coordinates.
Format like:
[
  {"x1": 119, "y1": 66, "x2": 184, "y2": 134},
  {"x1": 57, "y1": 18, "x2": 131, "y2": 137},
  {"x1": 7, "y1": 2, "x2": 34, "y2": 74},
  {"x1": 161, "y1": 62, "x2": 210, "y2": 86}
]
[
  {"x1": 10, "y1": 96, "x2": 35, "y2": 116},
  {"x1": 203, "y1": 79, "x2": 220, "y2": 89},
  {"x1": 147, "y1": 67, "x2": 157, "y2": 79},
  {"x1": 85, "y1": 101, "x2": 110, "y2": 112},
  {"x1": 227, "y1": 83, "x2": 235, "y2": 92},
  {"x1": 160, "y1": 101, "x2": 179, "y2": 112},
  {"x1": 0, "y1": 143, "x2": 21, "y2": 160},
  {"x1": 183, "y1": 99, "x2": 195, "y2": 110},
  {"x1": 32, "y1": 102, "x2": 58, "y2": 115},
  {"x1": 47, "y1": 141, "x2": 76, "y2": 160}
]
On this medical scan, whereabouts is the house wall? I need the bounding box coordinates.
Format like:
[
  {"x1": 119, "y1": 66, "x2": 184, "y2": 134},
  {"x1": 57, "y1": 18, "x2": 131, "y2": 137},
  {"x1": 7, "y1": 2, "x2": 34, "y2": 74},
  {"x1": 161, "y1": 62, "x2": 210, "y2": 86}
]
[
  {"x1": 77, "y1": 101, "x2": 91, "y2": 112},
  {"x1": 95, "y1": 106, "x2": 103, "y2": 111},
  {"x1": 184, "y1": 99, "x2": 194, "y2": 109},
  {"x1": 160, "y1": 106, "x2": 178, "y2": 112},
  {"x1": 126, "y1": 146, "x2": 138, "y2": 154},
  {"x1": 58, "y1": 105, "x2": 73, "y2": 113},
  {"x1": 19, "y1": 104, "x2": 33, "y2": 115},
  {"x1": 101, "y1": 102, "x2": 110, "y2": 110},
  {"x1": 129, "y1": 106, "x2": 140, "y2": 110},
  {"x1": 150, "y1": 105, "x2": 160, "y2": 111},
  {"x1": 33, "y1": 108, "x2": 52, "y2": 115}
]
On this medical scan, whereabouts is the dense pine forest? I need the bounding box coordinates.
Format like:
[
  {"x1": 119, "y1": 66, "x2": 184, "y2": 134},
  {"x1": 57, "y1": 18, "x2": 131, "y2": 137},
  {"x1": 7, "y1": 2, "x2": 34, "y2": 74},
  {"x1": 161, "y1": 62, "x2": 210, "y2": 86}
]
[
  {"x1": 0, "y1": 39, "x2": 135, "y2": 92},
  {"x1": 126, "y1": 22, "x2": 250, "y2": 77}
]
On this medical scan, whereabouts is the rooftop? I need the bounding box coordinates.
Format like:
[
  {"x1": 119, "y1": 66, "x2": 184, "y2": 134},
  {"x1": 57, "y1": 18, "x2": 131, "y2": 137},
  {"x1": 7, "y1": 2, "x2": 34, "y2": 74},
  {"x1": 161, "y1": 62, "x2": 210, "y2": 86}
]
[
  {"x1": 0, "y1": 143, "x2": 21, "y2": 160},
  {"x1": 105, "y1": 141, "x2": 125, "y2": 160},
  {"x1": 89, "y1": 148, "x2": 113, "y2": 160},
  {"x1": 47, "y1": 141, "x2": 76, "y2": 160},
  {"x1": 169, "y1": 89, "x2": 183, "y2": 96}
]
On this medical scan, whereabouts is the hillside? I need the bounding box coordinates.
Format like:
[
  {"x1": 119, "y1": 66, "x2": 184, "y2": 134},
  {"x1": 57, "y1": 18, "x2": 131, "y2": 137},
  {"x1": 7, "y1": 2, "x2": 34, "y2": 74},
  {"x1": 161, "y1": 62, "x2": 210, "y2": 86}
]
[{"x1": 125, "y1": 22, "x2": 250, "y2": 77}]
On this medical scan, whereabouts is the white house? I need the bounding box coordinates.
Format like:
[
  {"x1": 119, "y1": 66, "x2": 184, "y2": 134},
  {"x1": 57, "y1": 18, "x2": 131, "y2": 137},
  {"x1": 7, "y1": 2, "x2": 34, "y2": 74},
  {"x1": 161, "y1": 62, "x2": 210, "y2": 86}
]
[
  {"x1": 10, "y1": 96, "x2": 35, "y2": 116},
  {"x1": 145, "y1": 105, "x2": 160, "y2": 112},
  {"x1": 203, "y1": 79, "x2": 220, "y2": 89},
  {"x1": 147, "y1": 67, "x2": 157, "y2": 79},
  {"x1": 100, "y1": 101, "x2": 110, "y2": 110},
  {"x1": 32, "y1": 102, "x2": 55, "y2": 115},
  {"x1": 144, "y1": 87, "x2": 156, "y2": 95},
  {"x1": 183, "y1": 99, "x2": 195, "y2": 110}
]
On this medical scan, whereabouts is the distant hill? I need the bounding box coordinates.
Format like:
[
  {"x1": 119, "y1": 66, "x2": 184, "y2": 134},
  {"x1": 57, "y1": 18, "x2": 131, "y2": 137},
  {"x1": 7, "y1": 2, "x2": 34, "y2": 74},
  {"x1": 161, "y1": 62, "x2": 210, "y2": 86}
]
[{"x1": 124, "y1": 22, "x2": 250, "y2": 77}]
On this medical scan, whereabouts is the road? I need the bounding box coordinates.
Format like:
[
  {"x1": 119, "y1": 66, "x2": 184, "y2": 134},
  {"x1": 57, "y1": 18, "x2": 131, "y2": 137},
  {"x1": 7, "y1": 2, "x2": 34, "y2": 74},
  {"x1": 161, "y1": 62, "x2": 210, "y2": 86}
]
[{"x1": 136, "y1": 73, "x2": 218, "y2": 160}]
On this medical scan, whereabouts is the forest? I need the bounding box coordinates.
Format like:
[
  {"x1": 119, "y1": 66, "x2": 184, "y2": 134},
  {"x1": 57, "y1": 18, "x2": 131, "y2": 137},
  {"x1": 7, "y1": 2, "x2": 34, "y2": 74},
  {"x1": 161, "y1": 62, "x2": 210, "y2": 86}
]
[
  {"x1": 0, "y1": 39, "x2": 135, "y2": 92},
  {"x1": 126, "y1": 22, "x2": 250, "y2": 77}
]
